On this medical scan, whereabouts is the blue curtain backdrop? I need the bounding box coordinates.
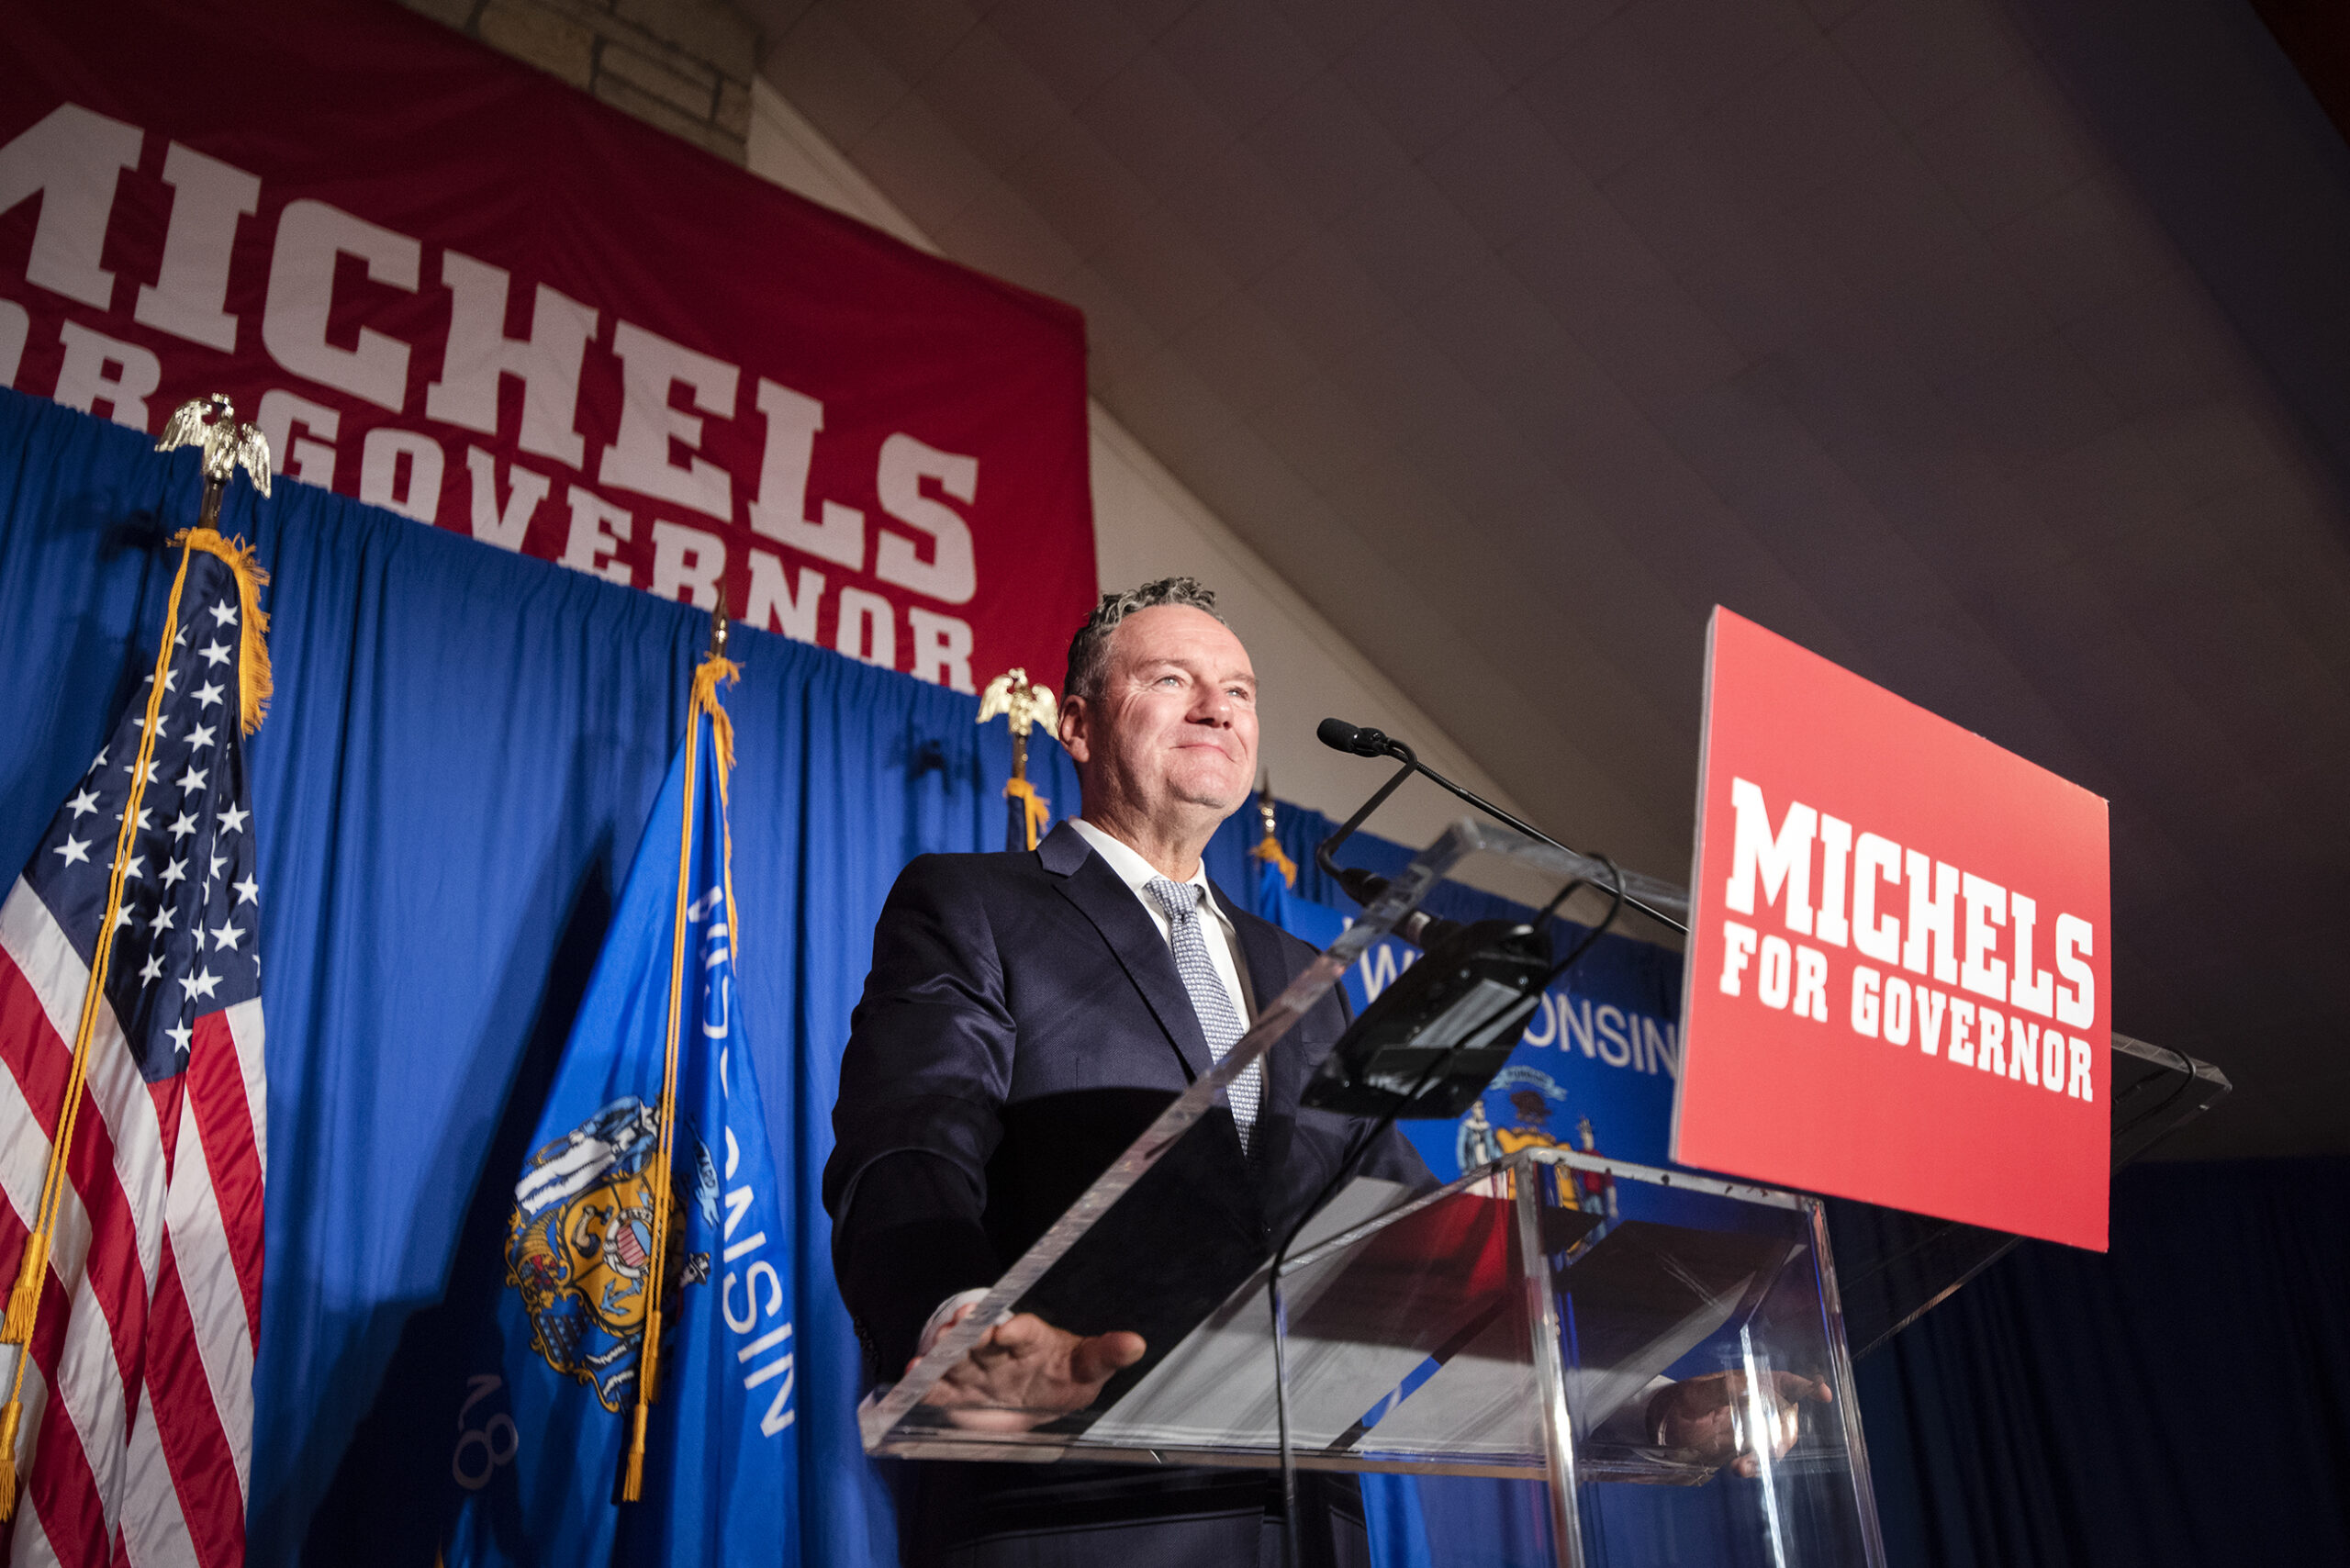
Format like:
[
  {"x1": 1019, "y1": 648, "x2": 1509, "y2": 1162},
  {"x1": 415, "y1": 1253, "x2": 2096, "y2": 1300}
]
[
  {"x1": 0, "y1": 388, "x2": 1579, "y2": 1568},
  {"x1": 0, "y1": 389, "x2": 1087, "y2": 1566},
  {"x1": 12, "y1": 391, "x2": 2342, "y2": 1568},
  {"x1": 1855, "y1": 1155, "x2": 2350, "y2": 1568}
]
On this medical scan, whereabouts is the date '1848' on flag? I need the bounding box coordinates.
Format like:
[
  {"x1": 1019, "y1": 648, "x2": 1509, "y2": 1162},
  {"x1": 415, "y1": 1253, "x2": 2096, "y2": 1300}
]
[{"x1": 1672, "y1": 607, "x2": 2111, "y2": 1250}]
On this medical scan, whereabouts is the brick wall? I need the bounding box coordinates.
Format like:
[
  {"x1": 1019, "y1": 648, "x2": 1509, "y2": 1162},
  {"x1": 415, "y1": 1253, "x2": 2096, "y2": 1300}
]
[{"x1": 400, "y1": 0, "x2": 756, "y2": 164}]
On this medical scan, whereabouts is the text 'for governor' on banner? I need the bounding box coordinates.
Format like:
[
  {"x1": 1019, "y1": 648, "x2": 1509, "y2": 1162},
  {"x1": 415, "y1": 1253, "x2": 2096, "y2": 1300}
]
[
  {"x1": 0, "y1": 0, "x2": 1098, "y2": 690},
  {"x1": 1674, "y1": 608, "x2": 2112, "y2": 1250}
]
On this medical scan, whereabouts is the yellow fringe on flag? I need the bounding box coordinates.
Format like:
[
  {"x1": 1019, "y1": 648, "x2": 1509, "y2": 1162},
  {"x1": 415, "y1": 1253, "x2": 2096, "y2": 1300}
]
[
  {"x1": 689, "y1": 653, "x2": 740, "y2": 782},
  {"x1": 0, "y1": 1395, "x2": 20, "y2": 1521},
  {"x1": 0, "y1": 522, "x2": 275, "y2": 1520},
  {"x1": 1250, "y1": 832, "x2": 1298, "y2": 889},
  {"x1": 169, "y1": 528, "x2": 273, "y2": 734},
  {"x1": 1, "y1": 1232, "x2": 49, "y2": 1344},
  {"x1": 1004, "y1": 776, "x2": 1051, "y2": 851},
  {"x1": 621, "y1": 1399, "x2": 650, "y2": 1503},
  {"x1": 625, "y1": 649, "x2": 737, "y2": 1505}
]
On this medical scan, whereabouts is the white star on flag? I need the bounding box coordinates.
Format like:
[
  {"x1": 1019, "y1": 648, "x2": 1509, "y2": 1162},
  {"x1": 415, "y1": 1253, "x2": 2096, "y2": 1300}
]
[
  {"x1": 218, "y1": 803, "x2": 249, "y2": 834},
  {"x1": 233, "y1": 874, "x2": 260, "y2": 905},
  {"x1": 6, "y1": 535, "x2": 268, "y2": 1568}
]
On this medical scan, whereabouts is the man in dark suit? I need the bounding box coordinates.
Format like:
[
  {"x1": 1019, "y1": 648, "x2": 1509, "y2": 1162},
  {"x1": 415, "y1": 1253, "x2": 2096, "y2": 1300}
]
[{"x1": 825, "y1": 577, "x2": 1428, "y2": 1566}]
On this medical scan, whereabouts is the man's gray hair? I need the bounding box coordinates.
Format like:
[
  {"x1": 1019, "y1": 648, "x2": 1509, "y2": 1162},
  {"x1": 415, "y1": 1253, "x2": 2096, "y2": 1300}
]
[{"x1": 1063, "y1": 577, "x2": 1225, "y2": 705}]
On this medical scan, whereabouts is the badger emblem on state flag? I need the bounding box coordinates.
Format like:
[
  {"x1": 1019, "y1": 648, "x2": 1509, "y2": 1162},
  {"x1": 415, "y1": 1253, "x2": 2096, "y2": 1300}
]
[{"x1": 505, "y1": 1096, "x2": 717, "y2": 1412}]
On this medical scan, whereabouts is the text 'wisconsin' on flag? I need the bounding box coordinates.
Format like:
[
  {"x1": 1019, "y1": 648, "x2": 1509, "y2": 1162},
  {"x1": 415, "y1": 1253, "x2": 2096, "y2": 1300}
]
[{"x1": 443, "y1": 637, "x2": 797, "y2": 1567}]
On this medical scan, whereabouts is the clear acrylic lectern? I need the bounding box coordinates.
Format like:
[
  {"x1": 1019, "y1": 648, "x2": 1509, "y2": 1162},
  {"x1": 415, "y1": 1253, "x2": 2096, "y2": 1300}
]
[{"x1": 861, "y1": 821, "x2": 1888, "y2": 1568}]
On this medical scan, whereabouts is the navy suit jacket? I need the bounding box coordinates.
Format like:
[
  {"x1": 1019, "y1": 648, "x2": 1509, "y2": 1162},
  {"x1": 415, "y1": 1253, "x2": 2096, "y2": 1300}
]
[{"x1": 824, "y1": 820, "x2": 1431, "y2": 1381}]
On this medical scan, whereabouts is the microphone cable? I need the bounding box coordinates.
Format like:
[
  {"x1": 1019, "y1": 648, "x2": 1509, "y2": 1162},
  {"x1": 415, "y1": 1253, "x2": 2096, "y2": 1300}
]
[
  {"x1": 1315, "y1": 718, "x2": 1685, "y2": 935},
  {"x1": 1269, "y1": 856, "x2": 1627, "y2": 1568}
]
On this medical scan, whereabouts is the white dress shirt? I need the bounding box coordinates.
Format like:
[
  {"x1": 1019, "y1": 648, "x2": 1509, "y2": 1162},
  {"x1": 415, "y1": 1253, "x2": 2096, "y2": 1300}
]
[
  {"x1": 913, "y1": 818, "x2": 1259, "y2": 1360},
  {"x1": 1065, "y1": 816, "x2": 1255, "y2": 1021}
]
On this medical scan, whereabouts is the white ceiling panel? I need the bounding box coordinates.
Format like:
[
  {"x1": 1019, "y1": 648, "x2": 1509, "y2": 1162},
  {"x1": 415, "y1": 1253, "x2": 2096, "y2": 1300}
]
[{"x1": 755, "y1": 0, "x2": 2350, "y2": 1157}]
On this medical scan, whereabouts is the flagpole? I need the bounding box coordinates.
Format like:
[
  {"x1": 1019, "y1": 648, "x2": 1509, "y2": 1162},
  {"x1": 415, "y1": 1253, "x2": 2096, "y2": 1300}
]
[
  {"x1": 979, "y1": 669, "x2": 1057, "y2": 852},
  {"x1": 1, "y1": 398, "x2": 273, "y2": 1518},
  {"x1": 622, "y1": 596, "x2": 738, "y2": 1502}
]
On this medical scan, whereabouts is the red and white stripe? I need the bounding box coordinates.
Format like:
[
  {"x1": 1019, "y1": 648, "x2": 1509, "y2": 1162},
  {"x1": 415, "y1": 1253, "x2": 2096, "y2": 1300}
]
[{"x1": 0, "y1": 879, "x2": 263, "y2": 1568}]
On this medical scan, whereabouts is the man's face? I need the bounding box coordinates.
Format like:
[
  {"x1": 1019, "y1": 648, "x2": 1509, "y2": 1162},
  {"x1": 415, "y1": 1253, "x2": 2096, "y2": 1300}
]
[{"x1": 1062, "y1": 605, "x2": 1259, "y2": 833}]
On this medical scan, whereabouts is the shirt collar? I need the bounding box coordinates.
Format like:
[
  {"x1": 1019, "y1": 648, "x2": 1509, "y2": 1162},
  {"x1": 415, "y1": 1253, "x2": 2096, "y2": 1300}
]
[{"x1": 1066, "y1": 816, "x2": 1230, "y2": 925}]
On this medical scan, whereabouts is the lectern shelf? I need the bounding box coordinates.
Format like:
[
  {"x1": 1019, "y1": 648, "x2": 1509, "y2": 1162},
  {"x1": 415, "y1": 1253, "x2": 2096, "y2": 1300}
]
[{"x1": 862, "y1": 823, "x2": 1896, "y2": 1568}]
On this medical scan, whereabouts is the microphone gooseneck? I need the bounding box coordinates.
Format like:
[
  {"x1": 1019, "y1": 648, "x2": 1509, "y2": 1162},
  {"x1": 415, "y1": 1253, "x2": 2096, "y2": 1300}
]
[{"x1": 1313, "y1": 716, "x2": 1687, "y2": 935}]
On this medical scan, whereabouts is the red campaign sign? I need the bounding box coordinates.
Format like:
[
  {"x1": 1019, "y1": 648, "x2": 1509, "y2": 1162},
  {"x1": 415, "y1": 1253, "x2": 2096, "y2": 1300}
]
[
  {"x1": 1673, "y1": 608, "x2": 2111, "y2": 1249},
  {"x1": 0, "y1": 0, "x2": 1096, "y2": 694}
]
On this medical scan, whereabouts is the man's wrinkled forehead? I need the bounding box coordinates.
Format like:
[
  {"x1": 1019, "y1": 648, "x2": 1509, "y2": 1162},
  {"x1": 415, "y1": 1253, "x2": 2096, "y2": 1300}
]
[{"x1": 1105, "y1": 606, "x2": 1254, "y2": 686}]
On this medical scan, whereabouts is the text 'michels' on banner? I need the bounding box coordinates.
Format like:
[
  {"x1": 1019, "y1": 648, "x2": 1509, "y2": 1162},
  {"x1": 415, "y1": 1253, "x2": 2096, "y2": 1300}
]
[
  {"x1": 0, "y1": 0, "x2": 1097, "y2": 692},
  {"x1": 1673, "y1": 607, "x2": 2111, "y2": 1250}
]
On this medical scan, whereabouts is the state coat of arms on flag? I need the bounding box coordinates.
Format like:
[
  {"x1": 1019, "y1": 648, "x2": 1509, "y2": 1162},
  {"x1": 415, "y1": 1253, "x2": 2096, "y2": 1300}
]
[{"x1": 443, "y1": 639, "x2": 796, "y2": 1566}]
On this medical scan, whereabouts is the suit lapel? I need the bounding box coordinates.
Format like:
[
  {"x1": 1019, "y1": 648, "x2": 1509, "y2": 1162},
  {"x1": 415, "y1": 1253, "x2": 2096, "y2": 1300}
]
[
  {"x1": 1043, "y1": 823, "x2": 1216, "y2": 1082},
  {"x1": 1218, "y1": 888, "x2": 1307, "y2": 1117},
  {"x1": 1223, "y1": 890, "x2": 1293, "y2": 1024}
]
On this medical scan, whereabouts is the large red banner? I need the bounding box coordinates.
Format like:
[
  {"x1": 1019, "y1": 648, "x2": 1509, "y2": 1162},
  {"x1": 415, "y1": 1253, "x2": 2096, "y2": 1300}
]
[
  {"x1": 1673, "y1": 608, "x2": 2112, "y2": 1249},
  {"x1": 0, "y1": 0, "x2": 1096, "y2": 692}
]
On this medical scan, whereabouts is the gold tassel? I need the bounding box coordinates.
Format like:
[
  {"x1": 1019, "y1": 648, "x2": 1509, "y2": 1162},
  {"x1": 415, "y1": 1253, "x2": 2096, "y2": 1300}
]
[
  {"x1": 1249, "y1": 831, "x2": 1299, "y2": 889},
  {"x1": 1, "y1": 1234, "x2": 47, "y2": 1344},
  {"x1": 620, "y1": 1402, "x2": 648, "y2": 1503},
  {"x1": 638, "y1": 1306, "x2": 664, "y2": 1406},
  {"x1": 1003, "y1": 777, "x2": 1051, "y2": 851},
  {"x1": 0, "y1": 1396, "x2": 20, "y2": 1521},
  {"x1": 170, "y1": 528, "x2": 273, "y2": 734},
  {"x1": 689, "y1": 654, "x2": 740, "y2": 779}
]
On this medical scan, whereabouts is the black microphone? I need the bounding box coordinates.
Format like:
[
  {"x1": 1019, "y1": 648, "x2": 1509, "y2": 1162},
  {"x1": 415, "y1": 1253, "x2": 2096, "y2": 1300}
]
[
  {"x1": 1314, "y1": 716, "x2": 1687, "y2": 935},
  {"x1": 1315, "y1": 717, "x2": 1399, "y2": 758}
]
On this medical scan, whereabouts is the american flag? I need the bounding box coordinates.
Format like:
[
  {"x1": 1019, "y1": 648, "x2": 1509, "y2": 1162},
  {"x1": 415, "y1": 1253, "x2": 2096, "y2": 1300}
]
[{"x1": 0, "y1": 543, "x2": 266, "y2": 1568}]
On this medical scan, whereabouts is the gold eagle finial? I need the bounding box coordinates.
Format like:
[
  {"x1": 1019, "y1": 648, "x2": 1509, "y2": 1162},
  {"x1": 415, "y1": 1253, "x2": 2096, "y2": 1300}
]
[
  {"x1": 156, "y1": 393, "x2": 273, "y2": 499},
  {"x1": 977, "y1": 668, "x2": 1058, "y2": 738}
]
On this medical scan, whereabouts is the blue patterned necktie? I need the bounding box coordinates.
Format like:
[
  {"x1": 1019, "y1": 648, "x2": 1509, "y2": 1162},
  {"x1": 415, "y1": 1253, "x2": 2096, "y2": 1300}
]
[{"x1": 1145, "y1": 877, "x2": 1260, "y2": 1150}]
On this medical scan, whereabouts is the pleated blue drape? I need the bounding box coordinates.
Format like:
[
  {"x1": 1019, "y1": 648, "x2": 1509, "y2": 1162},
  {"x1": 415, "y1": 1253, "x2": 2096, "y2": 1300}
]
[
  {"x1": 0, "y1": 389, "x2": 1082, "y2": 1567},
  {"x1": 13, "y1": 393, "x2": 2339, "y2": 1568}
]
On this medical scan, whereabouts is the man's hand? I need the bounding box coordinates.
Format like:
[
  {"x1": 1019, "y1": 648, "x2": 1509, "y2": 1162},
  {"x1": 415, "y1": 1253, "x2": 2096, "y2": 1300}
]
[
  {"x1": 1645, "y1": 1370, "x2": 1834, "y2": 1476},
  {"x1": 911, "y1": 1301, "x2": 1147, "y2": 1432}
]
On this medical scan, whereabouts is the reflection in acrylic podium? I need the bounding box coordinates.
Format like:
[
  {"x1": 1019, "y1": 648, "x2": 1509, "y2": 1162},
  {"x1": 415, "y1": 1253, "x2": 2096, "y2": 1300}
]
[{"x1": 863, "y1": 822, "x2": 1893, "y2": 1568}]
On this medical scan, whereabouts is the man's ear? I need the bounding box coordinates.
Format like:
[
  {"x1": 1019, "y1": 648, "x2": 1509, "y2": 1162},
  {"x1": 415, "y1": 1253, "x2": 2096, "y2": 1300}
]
[{"x1": 1058, "y1": 696, "x2": 1091, "y2": 766}]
